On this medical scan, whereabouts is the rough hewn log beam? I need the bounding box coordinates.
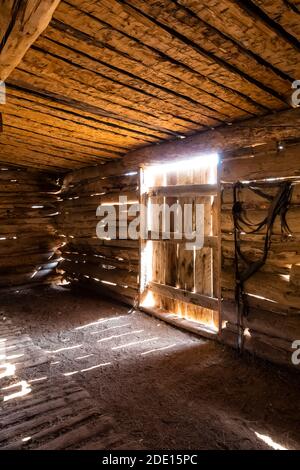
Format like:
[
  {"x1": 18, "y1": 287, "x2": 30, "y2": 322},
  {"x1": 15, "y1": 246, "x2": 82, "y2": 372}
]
[
  {"x1": 64, "y1": 107, "x2": 300, "y2": 186},
  {"x1": 0, "y1": 0, "x2": 60, "y2": 82},
  {"x1": 124, "y1": 107, "x2": 300, "y2": 165}
]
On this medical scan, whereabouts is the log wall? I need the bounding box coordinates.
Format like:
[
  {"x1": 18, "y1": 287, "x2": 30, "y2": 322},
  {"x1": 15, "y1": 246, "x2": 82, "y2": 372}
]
[
  {"x1": 220, "y1": 140, "x2": 300, "y2": 367},
  {"x1": 0, "y1": 165, "x2": 61, "y2": 288},
  {"x1": 57, "y1": 164, "x2": 140, "y2": 306}
]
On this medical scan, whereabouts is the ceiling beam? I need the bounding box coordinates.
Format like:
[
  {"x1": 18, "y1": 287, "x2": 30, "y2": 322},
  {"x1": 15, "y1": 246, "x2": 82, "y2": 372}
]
[
  {"x1": 63, "y1": 107, "x2": 300, "y2": 185},
  {"x1": 124, "y1": 107, "x2": 300, "y2": 164},
  {"x1": 0, "y1": 0, "x2": 60, "y2": 82}
]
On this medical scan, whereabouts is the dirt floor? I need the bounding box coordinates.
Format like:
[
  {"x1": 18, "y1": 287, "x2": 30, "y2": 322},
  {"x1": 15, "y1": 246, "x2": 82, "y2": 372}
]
[{"x1": 1, "y1": 285, "x2": 300, "y2": 450}]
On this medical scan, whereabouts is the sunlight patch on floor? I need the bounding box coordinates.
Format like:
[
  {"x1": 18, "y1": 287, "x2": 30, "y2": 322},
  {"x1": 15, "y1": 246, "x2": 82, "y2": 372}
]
[
  {"x1": 2, "y1": 380, "x2": 31, "y2": 402},
  {"x1": 111, "y1": 337, "x2": 160, "y2": 350},
  {"x1": 141, "y1": 343, "x2": 178, "y2": 356},
  {"x1": 255, "y1": 431, "x2": 288, "y2": 450}
]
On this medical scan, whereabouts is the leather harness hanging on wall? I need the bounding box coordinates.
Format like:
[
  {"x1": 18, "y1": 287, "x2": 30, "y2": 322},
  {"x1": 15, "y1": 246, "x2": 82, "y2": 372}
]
[{"x1": 232, "y1": 180, "x2": 294, "y2": 350}]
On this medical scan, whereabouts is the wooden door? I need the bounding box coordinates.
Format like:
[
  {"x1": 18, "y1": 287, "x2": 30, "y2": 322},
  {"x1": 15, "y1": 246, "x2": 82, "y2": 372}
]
[{"x1": 139, "y1": 157, "x2": 221, "y2": 333}]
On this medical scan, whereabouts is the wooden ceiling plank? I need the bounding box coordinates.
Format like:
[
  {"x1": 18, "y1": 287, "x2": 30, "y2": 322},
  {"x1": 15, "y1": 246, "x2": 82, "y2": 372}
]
[
  {"x1": 175, "y1": 2, "x2": 295, "y2": 88},
  {"x1": 125, "y1": 0, "x2": 291, "y2": 104},
  {"x1": 2, "y1": 113, "x2": 133, "y2": 153},
  {"x1": 6, "y1": 93, "x2": 170, "y2": 143},
  {"x1": 11, "y1": 66, "x2": 203, "y2": 135},
  {"x1": 7, "y1": 86, "x2": 173, "y2": 141},
  {"x1": 1, "y1": 141, "x2": 99, "y2": 167},
  {"x1": 0, "y1": 151, "x2": 74, "y2": 172},
  {"x1": 177, "y1": 0, "x2": 300, "y2": 79},
  {"x1": 54, "y1": 1, "x2": 269, "y2": 115},
  {"x1": 0, "y1": 0, "x2": 61, "y2": 81},
  {"x1": 17, "y1": 46, "x2": 221, "y2": 130},
  {"x1": 0, "y1": 149, "x2": 107, "y2": 174},
  {"x1": 4, "y1": 113, "x2": 143, "y2": 157},
  {"x1": 25, "y1": 42, "x2": 226, "y2": 127},
  {"x1": 7, "y1": 82, "x2": 186, "y2": 137},
  {"x1": 2, "y1": 112, "x2": 141, "y2": 151},
  {"x1": 0, "y1": 134, "x2": 110, "y2": 165},
  {"x1": 5, "y1": 98, "x2": 168, "y2": 142},
  {"x1": 4, "y1": 123, "x2": 124, "y2": 158},
  {"x1": 251, "y1": 0, "x2": 300, "y2": 42},
  {"x1": 44, "y1": 22, "x2": 254, "y2": 121},
  {"x1": 237, "y1": 0, "x2": 300, "y2": 48},
  {"x1": 3, "y1": 121, "x2": 124, "y2": 158},
  {"x1": 41, "y1": 34, "x2": 232, "y2": 124},
  {"x1": 164, "y1": 0, "x2": 293, "y2": 96},
  {"x1": 3, "y1": 107, "x2": 150, "y2": 150},
  {"x1": 0, "y1": 146, "x2": 93, "y2": 170},
  {"x1": 69, "y1": 0, "x2": 285, "y2": 110}
]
